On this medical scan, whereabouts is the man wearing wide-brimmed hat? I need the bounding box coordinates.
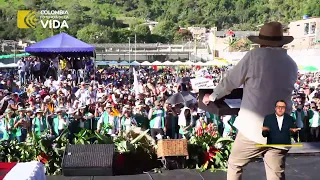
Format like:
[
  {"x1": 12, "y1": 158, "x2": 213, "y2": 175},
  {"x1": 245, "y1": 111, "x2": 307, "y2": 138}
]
[
  {"x1": 77, "y1": 105, "x2": 93, "y2": 130},
  {"x1": 202, "y1": 22, "x2": 298, "y2": 180},
  {"x1": 32, "y1": 109, "x2": 49, "y2": 137},
  {"x1": 66, "y1": 108, "x2": 79, "y2": 142},
  {"x1": 1, "y1": 109, "x2": 15, "y2": 140},
  {"x1": 14, "y1": 107, "x2": 29, "y2": 142},
  {"x1": 96, "y1": 103, "x2": 120, "y2": 135},
  {"x1": 52, "y1": 107, "x2": 68, "y2": 136}
]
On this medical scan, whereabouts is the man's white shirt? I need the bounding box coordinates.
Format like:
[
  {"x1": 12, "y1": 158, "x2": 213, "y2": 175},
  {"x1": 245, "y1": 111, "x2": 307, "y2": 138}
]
[
  {"x1": 276, "y1": 115, "x2": 284, "y2": 130},
  {"x1": 211, "y1": 48, "x2": 298, "y2": 144}
]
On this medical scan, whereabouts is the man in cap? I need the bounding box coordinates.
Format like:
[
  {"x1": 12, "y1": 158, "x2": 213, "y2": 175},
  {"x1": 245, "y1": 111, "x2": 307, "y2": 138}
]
[
  {"x1": 1, "y1": 109, "x2": 15, "y2": 140},
  {"x1": 14, "y1": 107, "x2": 29, "y2": 142},
  {"x1": 96, "y1": 103, "x2": 120, "y2": 135},
  {"x1": 203, "y1": 22, "x2": 298, "y2": 180},
  {"x1": 52, "y1": 108, "x2": 68, "y2": 136},
  {"x1": 32, "y1": 109, "x2": 49, "y2": 137}
]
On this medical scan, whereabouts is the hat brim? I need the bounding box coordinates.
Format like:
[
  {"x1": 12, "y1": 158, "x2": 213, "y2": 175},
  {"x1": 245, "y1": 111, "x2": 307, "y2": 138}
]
[
  {"x1": 67, "y1": 111, "x2": 77, "y2": 114},
  {"x1": 247, "y1": 36, "x2": 294, "y2": 46}
]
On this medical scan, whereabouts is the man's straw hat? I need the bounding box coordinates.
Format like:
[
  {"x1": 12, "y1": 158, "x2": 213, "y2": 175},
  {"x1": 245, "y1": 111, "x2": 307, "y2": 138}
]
[{"x1": 248, "y1": 22, "x2": 293, "y2": 46}]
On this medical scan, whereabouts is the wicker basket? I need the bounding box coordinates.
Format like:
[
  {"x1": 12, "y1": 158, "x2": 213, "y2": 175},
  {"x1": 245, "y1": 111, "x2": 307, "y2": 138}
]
[{"x1": 157, "y1": 139, "x2": 188, "y2": 158}]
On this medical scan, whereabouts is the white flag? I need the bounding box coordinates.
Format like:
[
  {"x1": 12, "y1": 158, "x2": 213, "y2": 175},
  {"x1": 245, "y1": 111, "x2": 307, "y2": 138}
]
[{"x1": 133, "y1": 68, "x2": 139, "y2": 96}]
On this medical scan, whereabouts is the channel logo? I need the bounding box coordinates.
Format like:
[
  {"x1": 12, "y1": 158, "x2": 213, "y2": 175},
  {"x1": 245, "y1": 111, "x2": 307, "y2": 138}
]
[{"x1": 17, "y1": 10, "x2": 37, "y2": 28}]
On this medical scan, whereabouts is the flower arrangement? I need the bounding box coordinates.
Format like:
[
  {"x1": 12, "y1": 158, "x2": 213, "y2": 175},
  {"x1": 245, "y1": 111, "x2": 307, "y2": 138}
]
[{"x1": 189, "y1": 123, "x2": 234, "y2": 172}]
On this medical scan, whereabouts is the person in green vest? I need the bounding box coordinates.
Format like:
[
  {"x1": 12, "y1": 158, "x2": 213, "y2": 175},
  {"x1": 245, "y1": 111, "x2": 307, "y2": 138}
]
[
  {"x1": 1, "y1": 109, "x2": 16, "y2": 141},
  {"x1": 222, "y1": 115, "x2": 237, "y2": 138},
  {"x1": 13, "y1": 107, "x2": 27, "y2": 142},
  {"x1": 96, "y1": 103, "x2": 120, "y2": 135},
  {"x1": 66, "y1": 108, "x2": 78, "y2": 143},
  {"x1": 52, "y1": 108, "x2": 69, "y2": 136},
  {"x1": 210, "y1": 113, "x2": 223, "y2": 135},
  {"x1": 148, "y1": 100, "x2": 165, "y2": 140},
  {"x1": 93, "y1": 102, "x2": 104, "y2": 131},
  {"x1": 178, "y1": 107, "x2": 194, "y2": 139},
  {"x1": 309, "y1": 105, "x2": 320, "y2": 142},
  {"x1": 32, "y1": 109, "x2": 49, "y2": 137},
  {"x1": 76, "y1": 106, "x2": 93, "y2": 130},
  {"x1": 291, "y1": 104, "x2": 312, "y2": 142},
  {"x1": 134, "y1": 104, "x2": 149, "y2": 130},
  {"x1": 121, "y1": 108, "x2": 137, "y2": 132}
]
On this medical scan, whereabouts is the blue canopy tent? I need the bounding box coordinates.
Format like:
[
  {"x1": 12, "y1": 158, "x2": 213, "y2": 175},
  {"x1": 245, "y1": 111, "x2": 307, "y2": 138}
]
[{"x1": 25, "y1": 32, "x2": 95, "y2": 56}]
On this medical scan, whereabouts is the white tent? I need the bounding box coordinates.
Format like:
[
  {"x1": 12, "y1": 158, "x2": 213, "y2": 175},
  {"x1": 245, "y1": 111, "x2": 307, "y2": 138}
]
[
  {"x1": 173, "y1": 61, "x2": 183, "y2": 65},
  {"x1": 163, "y1": 61, "x2": 173, "y2": 65},
  {"x1": 194, "y1": 62, "x2": 206, "y2": 66},
  {"x1": 95, "y1": 61, "x2": 108, "y2": 66},
  {"x1": 141, "y1": 61, "x2": 152, "y2": 66},
  {"x1": 130, "y1": 61, "x2": 140, "y2": 66},
  {"x1": 205, "y1": 61, "x2": 228, "y2": 66},
  {"x1": 119, "y1": 61, "x2": 130, "y2": 66},
  {"x1": 152, "y1": 61, "x2": 163, "y2": 66},
  {"x1": 0, "y1": 63, "x2": 18, "y2": 68},
  {"x1": 107, "y1": 61, "x2": 118, "y2": 65},
  {"x1": 185, "y1": 61, "x2": 194, "y2": 65}
]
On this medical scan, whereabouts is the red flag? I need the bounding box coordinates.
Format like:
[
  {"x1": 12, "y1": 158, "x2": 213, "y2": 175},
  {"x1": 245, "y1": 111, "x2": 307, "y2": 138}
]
[{"x1": 152, "y1": 65, "x2": 158, "y2": 71}]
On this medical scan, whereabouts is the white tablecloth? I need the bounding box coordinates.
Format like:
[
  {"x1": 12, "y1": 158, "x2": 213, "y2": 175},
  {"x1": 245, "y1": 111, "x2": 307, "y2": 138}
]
[{"x1": 4, "y1": 161, "x2": 46, "y2": 180}]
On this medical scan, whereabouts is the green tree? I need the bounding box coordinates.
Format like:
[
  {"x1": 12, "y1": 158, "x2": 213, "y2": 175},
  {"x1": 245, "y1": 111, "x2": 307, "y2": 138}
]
[
  {"x1": 77, "y1": 24, "x2": 114, "y2": 43},
  {"x1": 152, "y1": 20, "x2": 178, "y2": 43}
]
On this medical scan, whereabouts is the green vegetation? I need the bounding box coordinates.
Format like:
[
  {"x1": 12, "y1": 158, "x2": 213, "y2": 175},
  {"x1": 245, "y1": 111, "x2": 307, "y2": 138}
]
[{"x1": 0, "y1": 0, "x2": 319, "y2": 43}]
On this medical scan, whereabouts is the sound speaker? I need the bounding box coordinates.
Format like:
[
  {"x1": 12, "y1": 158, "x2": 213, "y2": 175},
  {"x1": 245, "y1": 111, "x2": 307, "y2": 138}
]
[{"x1": 62, "y1": 144, "x2": 115, "y2": 176}]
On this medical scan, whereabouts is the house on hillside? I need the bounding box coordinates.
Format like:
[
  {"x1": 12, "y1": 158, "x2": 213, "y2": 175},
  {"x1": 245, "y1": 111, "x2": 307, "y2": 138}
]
[
  {"x1": 286, "y1": 17, "x2": 320, "y2": 49},
  {"x1": 187, "y1": 27, "x2": 207, "y2": 40},
  {"x1": 143, "y1": 20, "x2": 158, "y2": 32}
]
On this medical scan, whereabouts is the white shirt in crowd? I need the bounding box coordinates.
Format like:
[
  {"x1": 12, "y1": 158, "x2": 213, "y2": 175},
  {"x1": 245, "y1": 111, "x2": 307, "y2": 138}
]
[
  {"x1": 149, "y1": 109, "x2": 164, "y2": 129},
  {"x1": 311, "y1": 110, "x2": 319, "y2": 128},
  {"x1": 97, "y1": 114, "x2": 119, "y2": 135},
  {"x1": 211, "y1": 47, "x2": 298, "y2": 144},
  {"x1": 17, "y1": 60, "x2": 25, "y2": 72},
  {"x1": 276, "y1": 115, "x2": 284, "y2": 130},
  {"x1": 58, "y1": 117, "x2": 69, "y2": 130}
]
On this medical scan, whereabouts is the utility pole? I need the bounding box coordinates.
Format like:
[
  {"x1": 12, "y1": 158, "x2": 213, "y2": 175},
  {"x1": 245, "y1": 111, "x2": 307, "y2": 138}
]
[
  {"x1": 128, "y1": 37, "x2": 131, "y2": 63},
  {"x1": 134, "y1": 34, "x2": 137, "y2": 61}
]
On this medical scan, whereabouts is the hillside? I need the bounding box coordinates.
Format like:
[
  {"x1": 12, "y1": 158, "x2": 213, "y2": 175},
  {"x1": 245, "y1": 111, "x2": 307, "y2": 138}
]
[{"x1": 0, "y1": 0, "x2": 319, "y2": 44}]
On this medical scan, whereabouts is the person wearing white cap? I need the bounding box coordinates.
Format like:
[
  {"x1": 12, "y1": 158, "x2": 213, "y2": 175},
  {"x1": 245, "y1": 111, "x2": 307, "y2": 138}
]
[
  {"x1": 96, "y1": 85, "x2": 106, "y2": 100},
  {"x1": 77, "y1": 105, "x2": 93, "y2": 130},
  {"x1": 32, "y1": 109, "x2": 49, "y2": 137},
  {"x1": 96, "y1": 103, "x2": 120, "y2": 135},
  {"x1": 52, "y1": 108, "x2": 68, "y2": 136},
  {"x1": 66, "y1": 108, "x2": 79, "y2": 142},
  {"x1": 121, "y1": 108, "x2": 137, "y2": 132},
  {"x1": 14, "y1": 107, "x2": 29, "y2": 142},
  {"x1": 75, "y1": 82, "x2": 89, "y2": 106},
  {"x1": 1, "y1": 109, "x2": 16, "y2": 140}
]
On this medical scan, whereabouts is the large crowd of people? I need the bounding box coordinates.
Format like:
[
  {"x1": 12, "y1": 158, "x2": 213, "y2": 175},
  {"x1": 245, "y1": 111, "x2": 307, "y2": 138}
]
[{"x1": 0, "y1": 56, "x2": 319, "y2": 144}]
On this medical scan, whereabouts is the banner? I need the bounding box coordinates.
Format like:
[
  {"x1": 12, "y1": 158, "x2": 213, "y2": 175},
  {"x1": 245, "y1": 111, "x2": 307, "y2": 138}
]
[{"x1": 190, "y1": 77, "x2": 214, "y2": 89}]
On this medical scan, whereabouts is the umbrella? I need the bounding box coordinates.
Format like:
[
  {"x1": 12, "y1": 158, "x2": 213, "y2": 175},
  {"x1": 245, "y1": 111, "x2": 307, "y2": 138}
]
[
  {"x1": 166, "y1": 91, "x2": 196, "y2": 105},
  {"x1": 302, "y1": 66, "x2": 318, "y2": 72}
]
